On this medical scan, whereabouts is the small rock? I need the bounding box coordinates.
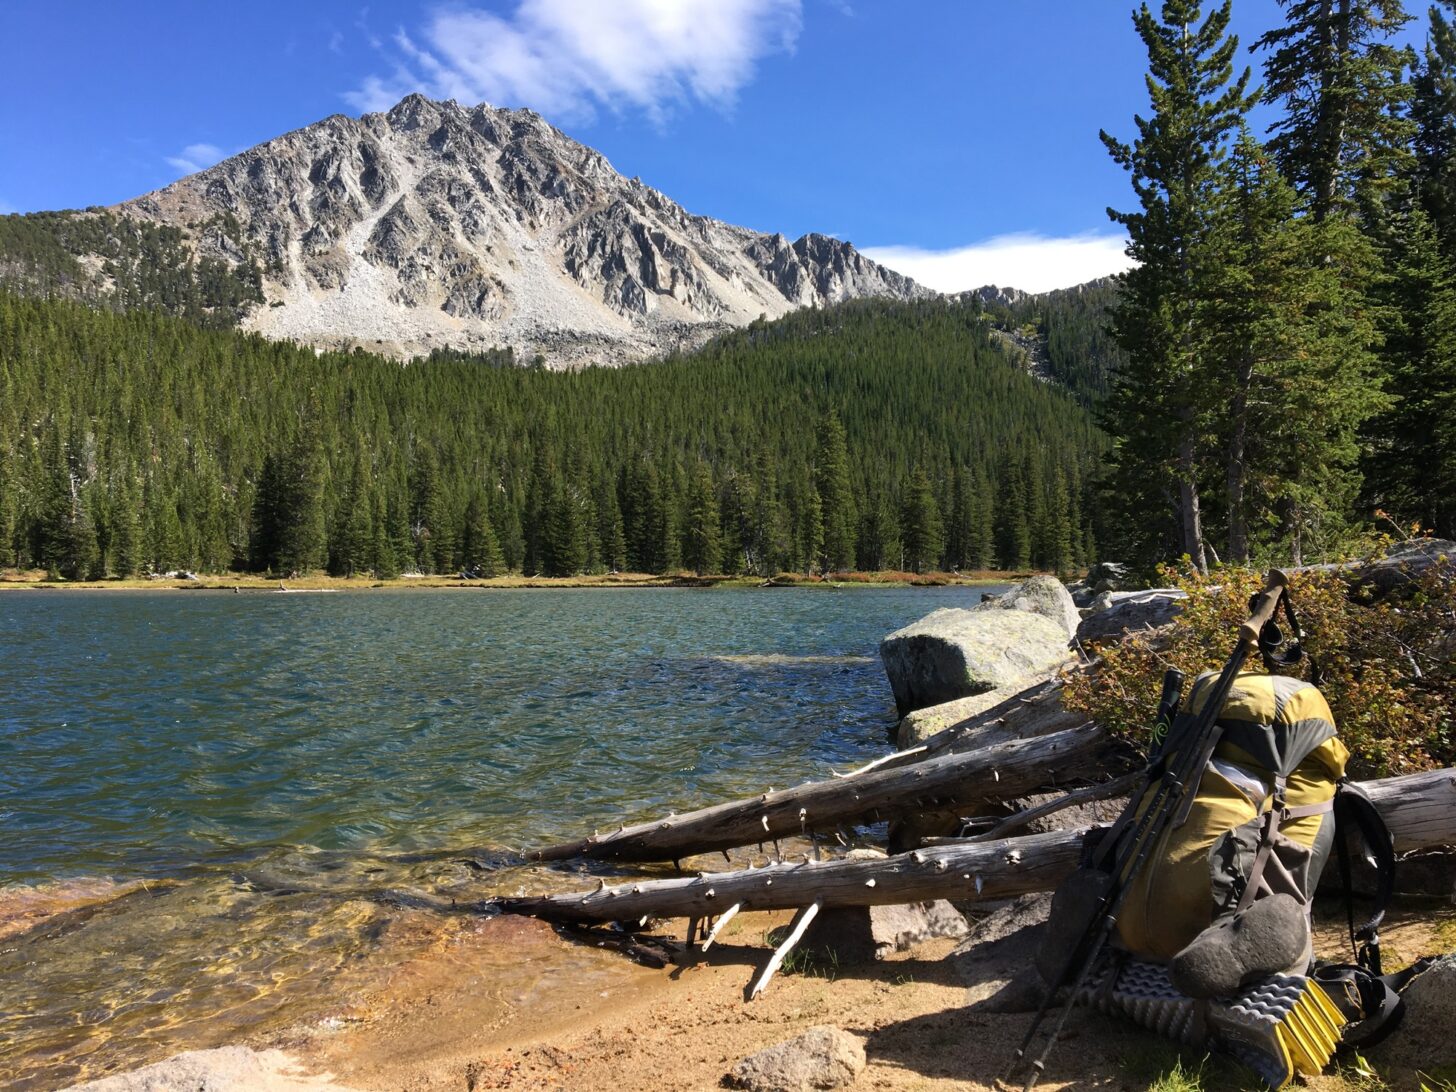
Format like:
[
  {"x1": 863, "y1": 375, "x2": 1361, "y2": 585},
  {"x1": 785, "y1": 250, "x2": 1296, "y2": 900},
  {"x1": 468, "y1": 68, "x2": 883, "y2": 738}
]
[
  {"x1": 895, "y1": 685, "x2": 1021, "y2": 750},
  {"x1": 1373, "y1": 952, "x2": 1456, "y2": 1068},
  {"x1": 1005, "y1": 790, "x2": 1127, "y2": 835},
  {"x1": 802, "y1": 900, "x2": 968, "y2": 963},
  {"x1": 729, "y1": 1026, "x2": 866, "y2": 1091},
  {"x1": 893, "y1": 664, "x2": 1064, "y2": 750}
]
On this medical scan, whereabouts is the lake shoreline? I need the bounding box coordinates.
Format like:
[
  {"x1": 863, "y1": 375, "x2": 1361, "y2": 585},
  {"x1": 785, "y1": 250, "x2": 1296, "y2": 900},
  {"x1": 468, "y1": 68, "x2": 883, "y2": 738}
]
[{"x1": 0, "y1": 570, "x2": 1024, "y2": 593}]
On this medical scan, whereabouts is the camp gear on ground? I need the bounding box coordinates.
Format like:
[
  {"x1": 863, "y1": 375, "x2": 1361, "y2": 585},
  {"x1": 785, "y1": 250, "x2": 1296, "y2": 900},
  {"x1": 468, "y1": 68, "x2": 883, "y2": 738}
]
[{"x1": 1006, "y1": 570, "x2": 1291, "y2": 1092}]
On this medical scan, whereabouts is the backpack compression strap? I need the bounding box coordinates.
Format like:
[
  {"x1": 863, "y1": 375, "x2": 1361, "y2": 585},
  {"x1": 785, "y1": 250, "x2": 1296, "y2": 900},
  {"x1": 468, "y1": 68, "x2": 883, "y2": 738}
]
[{"x1": 1331, "y1": 781, "x2": 1397, "y2": 975}]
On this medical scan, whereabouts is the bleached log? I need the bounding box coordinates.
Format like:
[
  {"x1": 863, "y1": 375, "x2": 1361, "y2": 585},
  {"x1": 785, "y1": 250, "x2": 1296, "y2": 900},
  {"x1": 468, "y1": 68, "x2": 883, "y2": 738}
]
[
  {"x1": 1357, "y1": 766, "x2": 1456, "y2": 853},
  {"x1": 505, "y1": 828, "x2": 1085, "y2": 924},
  {"x1": 501, "y1": 768, "x2": 1456, "y2": 926},
  {"x1": 527, "y1": 723, "x2": 1116, "y2": 863},
  {"x1": 701, "y1": 903, "x2": 742, "y2": 951},
  {"x1": 748, "y1": 901, "x2": 821, "y2": 999}
]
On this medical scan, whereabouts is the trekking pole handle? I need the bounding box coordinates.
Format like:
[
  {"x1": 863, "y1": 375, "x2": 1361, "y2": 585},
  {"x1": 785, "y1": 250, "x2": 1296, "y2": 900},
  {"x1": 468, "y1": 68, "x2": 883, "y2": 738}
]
[{"x1": 1240, "y1": 569, "x2": 1289, "y2": 645}]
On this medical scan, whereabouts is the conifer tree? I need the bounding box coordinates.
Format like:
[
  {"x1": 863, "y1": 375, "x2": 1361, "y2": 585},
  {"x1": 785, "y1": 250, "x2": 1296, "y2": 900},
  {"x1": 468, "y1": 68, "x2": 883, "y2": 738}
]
[
  {"x1": 813, "y1": 410, "x2": 856, "y2": 572},
  {"x1": 900, "y1": 465, "x2": 945, "y2": 573},
  {"x1": 110, "y1": 471, "x2": 142, "y2": 578},
  {"x1": 856, "y1": 485, "x2": 902, "y2": 571},
  {"x1": 1256, "y1": 0, "x2": 1415, "y2": 221},
  {"x1": 596, "y1": 481, "x2": 628, "y2": 572},
  {"x1": 275, "y1": 409, "x2": 327, "y2": 575},
  {"x1": 461, "y1": 488, "x2": 505, "y2": 577},
  {"x1": 945, "y1": 465, "x2": 973, "y2": 571},
  {"x1": 995, "y1": 457, "x2": 1033, "y2": 570},
  {"x1": 747, "y1": 445, "x2": 786, "y2": 576},
  {"x1": 966, "y1": 469, "x2": 996, "y2": 570},
  {"x1": 1101, "y1": 0, "x2": 1255, "y2": 570},
  {"x1": 542, "y1": 479, "x2": 587, "y2": 577},
  {"x1": 682, "y1": 461, "x2": 722, "y2": 575}
]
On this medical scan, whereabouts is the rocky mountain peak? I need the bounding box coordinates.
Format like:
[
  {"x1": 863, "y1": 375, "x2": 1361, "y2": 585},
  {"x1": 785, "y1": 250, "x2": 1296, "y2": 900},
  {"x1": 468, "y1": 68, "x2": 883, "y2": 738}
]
[{"x1": 113, "y1": 94, "x2": 931, "y2": 365}]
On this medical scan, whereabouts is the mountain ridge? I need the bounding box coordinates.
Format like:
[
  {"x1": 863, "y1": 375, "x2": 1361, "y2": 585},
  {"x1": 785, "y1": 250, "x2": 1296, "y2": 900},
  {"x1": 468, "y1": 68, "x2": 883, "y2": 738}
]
[{"x1": 100, "y1": 93, "x2": 930, "y2": 365}]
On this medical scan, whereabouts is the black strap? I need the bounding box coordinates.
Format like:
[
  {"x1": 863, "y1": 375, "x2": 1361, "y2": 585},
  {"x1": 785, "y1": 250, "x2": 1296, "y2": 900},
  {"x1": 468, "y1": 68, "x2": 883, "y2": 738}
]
[
  {"x1": 1312, "y1": 957, "x2": 1438, "y2": 1051},
  {"x1": 1332, "y1": 782, "x2": 1397, "y2": 975}
]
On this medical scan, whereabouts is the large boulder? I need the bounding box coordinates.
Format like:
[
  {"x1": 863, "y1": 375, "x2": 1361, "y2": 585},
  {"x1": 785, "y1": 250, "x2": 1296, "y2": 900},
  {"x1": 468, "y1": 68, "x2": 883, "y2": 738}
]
[
  {"x1": 729, "y1": 1027, "x2": 866, "y2": 1091},
  {"x1": 976, "y1": 575, "x2": 1081, "y2": 638},
  {"x1": 880, "y1": 581, "x2": 1076, "y2": 715}
]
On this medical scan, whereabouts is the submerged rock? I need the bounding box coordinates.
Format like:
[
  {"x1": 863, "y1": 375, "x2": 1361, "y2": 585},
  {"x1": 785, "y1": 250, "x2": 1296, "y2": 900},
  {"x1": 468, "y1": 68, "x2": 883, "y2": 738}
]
[
  {"x1": 64, "y1": 1046, "x2": 357, "y2": 1091},
  {"x1": 729, "y1": 1026, "x2": 866, "y2": 1091}
]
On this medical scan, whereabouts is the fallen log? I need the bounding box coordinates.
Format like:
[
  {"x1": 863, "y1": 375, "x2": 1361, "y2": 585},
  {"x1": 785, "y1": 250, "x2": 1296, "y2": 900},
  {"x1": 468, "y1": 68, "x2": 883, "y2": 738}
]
[
  {"x1": 527, "y1": 722, "x2": 1119, "y2": 863},
  {"x1": 507, "y1": 828, "x2": 1086, "y2": 924},
  {"x1": 501, "y1": 768, "x2": 1456, "y2": 926}
]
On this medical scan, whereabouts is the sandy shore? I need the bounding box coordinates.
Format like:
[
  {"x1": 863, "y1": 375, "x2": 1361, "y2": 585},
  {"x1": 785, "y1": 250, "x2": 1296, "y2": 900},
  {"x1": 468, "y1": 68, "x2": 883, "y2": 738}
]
[{"x1": 251, "y1": 904, "x2": 1454, "y2": 1092}]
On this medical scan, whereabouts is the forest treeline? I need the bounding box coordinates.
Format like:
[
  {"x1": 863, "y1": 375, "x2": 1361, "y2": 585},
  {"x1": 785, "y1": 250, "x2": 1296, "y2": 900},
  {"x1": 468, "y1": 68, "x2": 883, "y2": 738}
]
[
  {"x1": 1094, "y1": 0, "x2": 1456, "y2": 568},
  {"x1": 0, "y1": 210, "x2": 265, "y2": 328},
  {"x1": 0, "y1": 295, "x2": 1102, "y2": 580},
  {"x1": 6, "y1": 0, "x2": 1456, "y2": 579}
]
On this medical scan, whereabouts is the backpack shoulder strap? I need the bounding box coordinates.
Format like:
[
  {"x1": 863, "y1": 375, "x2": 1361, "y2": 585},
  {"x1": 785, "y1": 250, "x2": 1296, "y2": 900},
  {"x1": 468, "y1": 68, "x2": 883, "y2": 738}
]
[{"x1": 1332, "y1": 780, "x2": 1397, "y2": 974}]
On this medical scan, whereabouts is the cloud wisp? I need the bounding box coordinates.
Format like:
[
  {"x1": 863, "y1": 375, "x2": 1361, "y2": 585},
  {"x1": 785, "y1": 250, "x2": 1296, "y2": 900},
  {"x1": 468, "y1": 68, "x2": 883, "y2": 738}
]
[
  {"x1": 164, "y1": 143, "x2": 227, "y2": 175},
  {"x1": 862, "y1": 232, "x2": 1134, "y2": 295},
  {"x1": 344, "y1": 0, "x2": 802, "y2": 123}
]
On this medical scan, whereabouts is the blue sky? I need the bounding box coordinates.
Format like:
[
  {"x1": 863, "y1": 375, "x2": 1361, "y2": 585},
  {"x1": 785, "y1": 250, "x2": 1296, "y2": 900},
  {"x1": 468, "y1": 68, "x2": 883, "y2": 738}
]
[{"x1": 0, "y1": 1, "x2": 1429, "y2": 291}]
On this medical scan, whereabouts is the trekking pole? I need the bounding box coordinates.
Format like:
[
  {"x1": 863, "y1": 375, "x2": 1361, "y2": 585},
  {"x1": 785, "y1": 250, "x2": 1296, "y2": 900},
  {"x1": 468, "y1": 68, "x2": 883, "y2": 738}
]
[{"x1": 1002, "y1": 570, "x2": 1289, "y2": 1091}]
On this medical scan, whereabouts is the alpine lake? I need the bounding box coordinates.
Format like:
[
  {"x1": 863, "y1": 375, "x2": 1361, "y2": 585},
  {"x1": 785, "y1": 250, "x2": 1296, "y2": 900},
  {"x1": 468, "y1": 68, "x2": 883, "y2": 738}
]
[{"x1": 0, "y1": 584, "x2": 1006, "y2": 1088}]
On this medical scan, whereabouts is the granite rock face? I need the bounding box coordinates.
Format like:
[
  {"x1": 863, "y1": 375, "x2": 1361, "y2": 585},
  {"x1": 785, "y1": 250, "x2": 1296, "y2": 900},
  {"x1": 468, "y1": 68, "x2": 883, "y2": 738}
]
[
  {"x1": 729, "y1": 1027, "x2": 867, "y2": 1092},
  {"x1": 111, "y1": 94, "x2": 930, "y2": 365},
  {"x1": 880, "y1": 594, "x2": 1072, "y2": 715},
  {"x1": 976, "y1": 575, "x2": 1082, "y2": 638}
]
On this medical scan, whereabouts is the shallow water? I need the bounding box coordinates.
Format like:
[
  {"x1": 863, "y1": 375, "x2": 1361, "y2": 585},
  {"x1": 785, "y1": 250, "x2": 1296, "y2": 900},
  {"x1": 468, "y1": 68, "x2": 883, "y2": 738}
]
[{"x1": 0, "y1": 586, "x2": 1000, "y2": 1087}]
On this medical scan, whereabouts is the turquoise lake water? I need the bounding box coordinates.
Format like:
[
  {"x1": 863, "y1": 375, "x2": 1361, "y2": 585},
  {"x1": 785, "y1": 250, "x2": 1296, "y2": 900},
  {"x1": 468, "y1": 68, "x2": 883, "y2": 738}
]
[{"x1": 0, "y1": 585, "x2": 1001, "y2": 1087}]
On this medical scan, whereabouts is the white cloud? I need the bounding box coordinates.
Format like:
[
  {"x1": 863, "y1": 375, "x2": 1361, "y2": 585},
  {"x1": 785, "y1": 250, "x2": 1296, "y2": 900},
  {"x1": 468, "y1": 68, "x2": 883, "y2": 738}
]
[
  {"x1": 343, "y1": 0, "x2": 802, "y2": 123},
  {"x1": 165, "y1": 143, "x2": 226, "y2": 175},
  {"x1": 862, "y1": 232, "x2": 1135, "y2": 295}
]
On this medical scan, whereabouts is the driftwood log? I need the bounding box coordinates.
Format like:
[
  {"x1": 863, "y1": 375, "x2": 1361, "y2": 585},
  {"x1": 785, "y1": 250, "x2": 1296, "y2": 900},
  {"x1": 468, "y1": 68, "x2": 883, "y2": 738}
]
[
  {"x1": 527, "y1": 722, "x2": 1123, "y2": 863},
  {"x1": 501, "y1": 767, "x2": 1456, "y2": 926}
]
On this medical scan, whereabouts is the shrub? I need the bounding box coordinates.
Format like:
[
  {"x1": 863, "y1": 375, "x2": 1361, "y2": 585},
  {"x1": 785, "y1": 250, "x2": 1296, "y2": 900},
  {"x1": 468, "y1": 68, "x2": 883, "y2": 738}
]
[{"x1": 1063, "y1": 558, "x2": 1454, "y2": 777}]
